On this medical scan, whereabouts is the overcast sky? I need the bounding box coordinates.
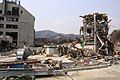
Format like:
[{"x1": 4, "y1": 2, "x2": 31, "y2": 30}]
[{"x1": 0, "y1": 0, "x2": 120, "y2": 34}]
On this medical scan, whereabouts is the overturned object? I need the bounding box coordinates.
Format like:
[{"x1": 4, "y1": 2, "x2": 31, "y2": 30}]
[{"x1": 16, "y1": 47, "x2": 33, "y2": 60}]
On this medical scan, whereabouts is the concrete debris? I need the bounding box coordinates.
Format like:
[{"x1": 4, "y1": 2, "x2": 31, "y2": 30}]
[
  {"x1": 3, "y1": 75, "x2": 35, "y2": 80},
  {"x1": 108, "y1": 29, "x2": 120, "y2": 59},
  {"x1": 109, "y1": 30, "x2": 120, "y2": 47}
]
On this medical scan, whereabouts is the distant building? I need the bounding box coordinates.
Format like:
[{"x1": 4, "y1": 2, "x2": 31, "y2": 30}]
[{"x1": 0, "y1": 0, "x2": 35, "y2": 47}]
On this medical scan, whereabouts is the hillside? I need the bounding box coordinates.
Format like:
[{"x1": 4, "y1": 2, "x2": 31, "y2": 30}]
[
  {"x1": 35, "y1": 30, "x2": 79, "y2": 40},
  {"x1": 35, "y1": 30, "x2": 79, "y2": 45}
]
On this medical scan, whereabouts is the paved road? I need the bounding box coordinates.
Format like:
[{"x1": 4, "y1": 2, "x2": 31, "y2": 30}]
[{"x1": 36, "y1": 63, "x2": 120, "y2": 80}]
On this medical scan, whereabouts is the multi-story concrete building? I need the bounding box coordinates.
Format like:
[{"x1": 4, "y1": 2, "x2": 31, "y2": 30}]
[{"x1": 0, "y1": 0, "x2": 35, "y2": 47}]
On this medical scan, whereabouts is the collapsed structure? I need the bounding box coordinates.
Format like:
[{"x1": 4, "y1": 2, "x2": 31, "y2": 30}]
[
  {"x1": 0, "y1": 0, "x2": 35, "y2": 48},
  {"x1": 109, "y1": 29, "x2": 120, "y2": 48},
  {"x1": 109, "y1": 30, "x2": 120, "y2": 56},
  {"x1": 79, "y1": 13, "x2": 113, "y2": 56}
]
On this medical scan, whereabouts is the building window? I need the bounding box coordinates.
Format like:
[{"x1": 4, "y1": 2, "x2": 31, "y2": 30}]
[
  {"x1": 6, "y1": 24, "x2": 18, "y2": 29},
  {"x1": 6, "y1": 17, "x2": 18, "y2": 22},
  {"x1": 12, "y1": 7, "x2": 19, "y2": 16},
  {"x1": 0, "y1": 31, "x2": 3, "y2": 35},
  {"x1": 7, "y1": 10, "x2": 12, "y2": 15},
  {"x1": 21, "y1": 10, "x2": 23, "y2": 14},
  {"x1": 0, "y1": 17, "x2": 4, "y2": 21},
  {"x1": 0, "y1": 24, "x2": 4, "y2": 28},
  {"x1": 6, "y1": 17, "x2": 11, "y2": 21},
  {"x1": 15, "y1": 18, "x2": 18, "y2": 21},
  {"x1": 6, "y1": 32, "x2": 18, "y2": 46},
  {"x1": 0, "y1": 10, "x2": 2, "y2": 14}
]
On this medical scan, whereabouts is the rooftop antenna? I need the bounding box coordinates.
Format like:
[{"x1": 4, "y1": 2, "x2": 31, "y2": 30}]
[{"x1": 19, "y1": 0, "x2": 20, "y2": 5}]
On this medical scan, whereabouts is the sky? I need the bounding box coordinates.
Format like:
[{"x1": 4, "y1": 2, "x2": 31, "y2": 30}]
[{"x1": 0, "y1": 0, "x2": 120, "y2": 34}]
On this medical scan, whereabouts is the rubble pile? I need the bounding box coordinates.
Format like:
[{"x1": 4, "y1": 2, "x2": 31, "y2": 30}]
[
  {"x1": 109, "y1": 29, "x2": 120, "y2": 47},
  {"x1": 108, "y1": 29, "x2": 120, "y2": 58}
]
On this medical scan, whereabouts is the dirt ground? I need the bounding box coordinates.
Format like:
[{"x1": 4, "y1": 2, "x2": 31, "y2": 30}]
[{"x1": 36, "y1": 62, "x2": 120, "y2": 80}]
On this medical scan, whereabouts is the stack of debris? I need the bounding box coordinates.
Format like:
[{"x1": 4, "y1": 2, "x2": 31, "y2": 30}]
[
  {"x1": 109, "y1": 29, "x2": 120, "y2": 58},
  {"x1": 109, "y1": 29, "x2": 120, "y2": 48}
]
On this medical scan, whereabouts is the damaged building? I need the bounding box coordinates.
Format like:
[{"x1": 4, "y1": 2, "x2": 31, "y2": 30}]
[
  {"x1": 0, "y1": 0, "x2": 35, "y2": 47},
  {"x1": 79, "y1": 13, "x2": 113, "y2": 56}
]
